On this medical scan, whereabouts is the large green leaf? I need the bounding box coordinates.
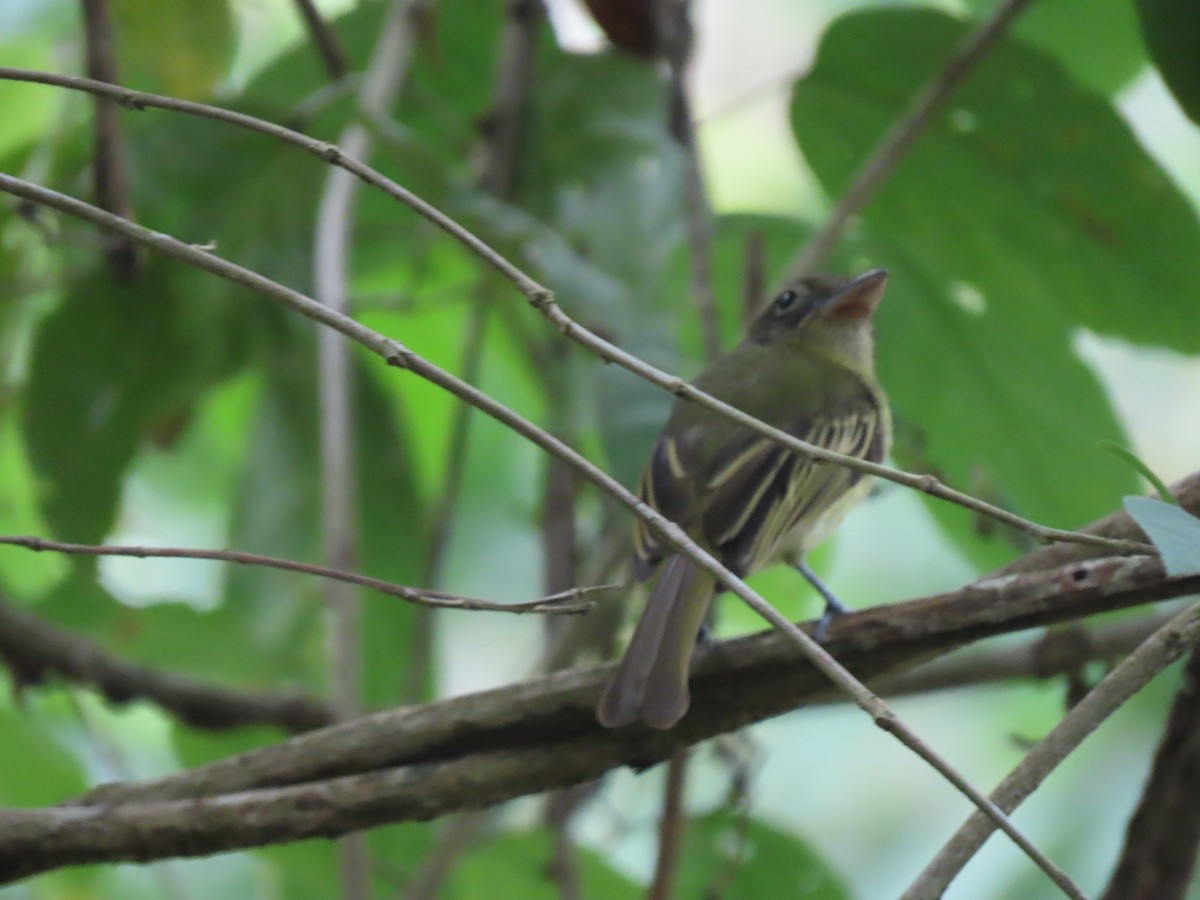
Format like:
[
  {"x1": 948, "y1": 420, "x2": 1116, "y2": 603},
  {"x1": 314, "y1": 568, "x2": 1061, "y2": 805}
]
[
  {"x1": 961, "y1": 0, "x2": 1144, "y2": 95},
  {"x1": 1135, "y1": 0, "x2": 1200, "y2": 126},
  {"x1": 0, "y1": 695, "x2": 87, "y2": 806},
  {"x1": 675, "y1": 809, "x2": 847, "y2": 899},
  {"x1": 110, "y1": 0, "x2": 235, "y2": 98},
  {"x1": 23, "y1": 262, "x2": 247, "y2": 544},
  {"x1": 790, "y1": 8, "x2": 1200, "y2": 555},
  {"x1": 447, "y1": 830, "x2": 638, "y2": 899},
  {"x1": 796, "y1": 9, "x2": 1200, "y2": 353}
]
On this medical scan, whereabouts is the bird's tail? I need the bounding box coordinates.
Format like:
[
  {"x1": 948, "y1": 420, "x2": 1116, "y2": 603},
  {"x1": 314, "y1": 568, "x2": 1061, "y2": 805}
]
[{"x1": 596, "y1": 556, "x2": 716, "y2": 729}]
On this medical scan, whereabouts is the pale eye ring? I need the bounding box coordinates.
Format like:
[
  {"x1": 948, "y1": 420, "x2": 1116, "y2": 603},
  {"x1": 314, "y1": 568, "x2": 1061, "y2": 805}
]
[{"x1": 773, "y1": 289, "x2": 799, "y2": 316}]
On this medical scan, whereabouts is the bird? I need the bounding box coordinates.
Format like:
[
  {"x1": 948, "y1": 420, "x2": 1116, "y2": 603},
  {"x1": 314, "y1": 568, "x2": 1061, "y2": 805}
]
[{"x1": 596, "y1": 268, "x2": 891, "y2": 729}]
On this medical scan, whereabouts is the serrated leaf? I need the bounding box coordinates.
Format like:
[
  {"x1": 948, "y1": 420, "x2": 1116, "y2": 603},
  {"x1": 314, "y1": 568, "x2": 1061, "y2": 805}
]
[{"x1": 1124, "y1": 496, "x2": 1200, "y2": 576}]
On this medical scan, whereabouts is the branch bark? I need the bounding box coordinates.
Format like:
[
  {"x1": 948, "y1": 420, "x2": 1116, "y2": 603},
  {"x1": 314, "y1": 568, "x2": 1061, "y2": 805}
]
[
  {"x1": 2, "y1": 556, "x2": 1193, "y2": 882},
  {"x1": 904, "y1": 600, "x2": 1200, "y2": 898},
  {"x1": 0, "y1": 593, "x2": 331, "y2": 733},
  {"x1": 76, "y1": 554, "x2": 1200, "y2": 807},
  {"x1": 79, "y1": 0, "x2": 139, "y2": 278},
  {"x1": 1101, "y1": 645, "x2": 1200, "y2": 899}
]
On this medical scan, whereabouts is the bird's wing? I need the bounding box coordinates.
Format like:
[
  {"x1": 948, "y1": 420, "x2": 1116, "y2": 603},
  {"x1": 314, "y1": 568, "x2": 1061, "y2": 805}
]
[
  {"x1": 705, "y1": 405, "x2": 884, "y2": 575},
  {"x1": 633, "y1": 400, "x2": 884, "y2": 580}
]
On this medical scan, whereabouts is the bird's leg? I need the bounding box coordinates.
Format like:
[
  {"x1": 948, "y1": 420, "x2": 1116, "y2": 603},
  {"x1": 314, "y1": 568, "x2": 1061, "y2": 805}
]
[{"x1": 795, "y1": 560, "x2": 852, "y2": 642}]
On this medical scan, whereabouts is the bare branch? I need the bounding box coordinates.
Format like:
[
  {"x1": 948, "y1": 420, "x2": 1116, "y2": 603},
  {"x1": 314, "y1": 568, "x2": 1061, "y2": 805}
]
[
  {"x1": 4, "y1": 557, "x2": 1194, "y2": 883},
  {"x1": 0, "y1": 535, "x2": 598, "y2": 614},
  {"x1": 856, "y1": 611, "x2": 1176, "y2": 703},
  {"x1": 0, "y1": 173, "x2": 1127, "y2": 888},
  {"x1": 991, "y1": 470, "x2": 1200, "y2": 577},
  {"x1": 649, "y1": 749, "x2": 689, "y2": 900},
  {"x1": 1101, "y1": 645, "x2": 1200, "y2": 899},
  {"x1": 0, "y1": 593, "x2": 332, "y2": 733},
  {"x1": 659, "y1": 0, "x2": 720, "y2": 361},
  {"x1": 0, "y1": 67, "x2": 1152, "y2": 560},
  {"x1": 78, "y1": 0, "x2": 138, "y2": 278},
  {"x1": 312, "y1": 4, "x2": 431, "y2": 890},
  {"x1": 292, "y1": 0, "x2": 350, "y2": 80},
  {"x1": 904, "y1": 601, "x2": 1200, "y2": 899},
  {"x1": 788, "y1": 0, "x2": 1037, "y2": 276},
  {"x1": 70, "y1": 555, "x2": 1193, "y2": 806}
]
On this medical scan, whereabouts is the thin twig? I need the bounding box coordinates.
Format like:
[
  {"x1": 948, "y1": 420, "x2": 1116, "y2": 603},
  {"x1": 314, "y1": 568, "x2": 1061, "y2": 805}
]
[
  {"x1": 404, "y1": 811, "x2": 490, "y2": 900},
  {"x1": 78, "y1": 0, "x2": 138, "y2": 278},
  {"x1": 787, "y1": 0, "x2": 1037, "y2": 276},
  {"x1": 847, "y1": 611, "x2": 1176, "y2": 704},
  {"x1": 0, "y1": 535, "x2": 597, "y2": 614},
  {"x1": 313, "y1": 6, "x2": 426, "y2": 893},
  {"x1": 1100, "y1": 645, "x2": 1200, "y2": 899},
  {"x1": 292, "y1": 0, "x2": 350, "y2": 80},
  {"x1": 903, "y1": 601, "x2": 1200, "y2": 899},
  {"x1": 66, "y1": 694, "x2": 194, "y2": 900},
  {"x1": 0, "y1": 67, "x2": 1151, "y2": 560},
  {"x1": 649, "y1": 749, "x2": 689, "y2": 900},
  {"x1": 0, "y1": 174, "x2": 1076, "y2": 892},
  {"x1": 0, "y1": 593, "x2": 333, "y2": 732},
  {"x1": 659, "y1": 0, "x2": 720, "y2": 361},
  {"x1": 405, "y1": 293, "x2": 491, "y2": 703}
]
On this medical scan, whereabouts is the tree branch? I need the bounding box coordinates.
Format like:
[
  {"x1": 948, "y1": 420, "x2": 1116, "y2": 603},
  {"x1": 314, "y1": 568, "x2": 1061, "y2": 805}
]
[
  {"x1": 0, "y1": 593, "x2": 332, "y2": 733},
  {"x1": 0, "y1": 171, "x2": 1147, "y2": 889},
  {"x1": 0, "y1": 535, "x2": 597, "y2": 615},
  {"x1": 292, "y1": 0, "x2": 350, "y2": 80},
  {"x1": 78, "y1": 0, "x2": 138, "y2": 279},
  {"x1": 903, "y1": 600, "x2": 1200, "y2": 899},
  {"x1": 312, "y1": 4, "x2": 429, "y2": 890},
  {"x1": 788, "y1": 0, "x2": 1037, "y2": 276},
  {"x1": 0, "y1": 67, "x2": 1152, "y2": 560},
  {"x1": 2, "y1": 556, "x2": 1192, "y2": 883},
  {"x1": 659, "y1": 0, "x2": 720, "y2": 361},
  {"x1": 75, "y1": 554, "x2": 1198, "y2": 807},
  {"x1": 1101, "y1": 645, "x2": 1200, "y2": 899}
]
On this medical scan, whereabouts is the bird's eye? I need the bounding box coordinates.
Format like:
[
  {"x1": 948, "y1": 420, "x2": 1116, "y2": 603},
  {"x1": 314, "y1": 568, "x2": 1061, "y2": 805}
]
[{"x1": 773, "y1": 289, "x2": 799, "y2": 316}]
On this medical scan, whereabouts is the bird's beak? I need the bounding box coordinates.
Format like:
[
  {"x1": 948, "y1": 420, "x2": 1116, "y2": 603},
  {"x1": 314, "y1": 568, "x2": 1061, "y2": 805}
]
[{"x1": 822, "y1": 268, "x2": 889, "y2": 320}]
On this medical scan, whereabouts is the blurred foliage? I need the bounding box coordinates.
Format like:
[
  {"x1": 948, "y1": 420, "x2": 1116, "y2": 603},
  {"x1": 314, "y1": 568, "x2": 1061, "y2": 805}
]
[
  {"x1": 1134, "y1": 0, "x2": 1200, "y2": 127},
  {"x1": 0, "y1": 0, "x2": 1199, "y2": 896}
]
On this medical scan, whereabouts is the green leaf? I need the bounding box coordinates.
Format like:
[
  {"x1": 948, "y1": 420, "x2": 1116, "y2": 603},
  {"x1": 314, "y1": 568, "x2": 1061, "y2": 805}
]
[
  {"x1": 447, "y1": 831, "x2": 638, "y2": 900},
  {"x1": 790, "y1": 8, "x2": 1200, "y2": 559},
  {"x1": 796, "y1": 9, "x2": 1200, "y2": 354},
  {"x1": 0, "y1": 35, "x2": 57, "y2": 158},
  {"x1": 0, "y1": 697, "x2": 88, "y2": 806},
  {"x1": 23, "y1": 262, "x2": 247, "y2": 543},
  {"x1": 1100, "y1": 441, "x2": 1176, "y2": 505},
  {"x1": 1135, "y1": 0, "x2": 1200, "y2": 126},
  {"x1": 1124, "y1": 496, "x2": 1200, "y2": 576},
  {"x1": 675, "y1": 809, "x2": 848, "y2": 899},
  {"x1": 110, "y1": 0, "x2": 235, "y2": 98},
  {"x1": 961, "y1": 0, "x2": 1144, "y2": 94}
]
